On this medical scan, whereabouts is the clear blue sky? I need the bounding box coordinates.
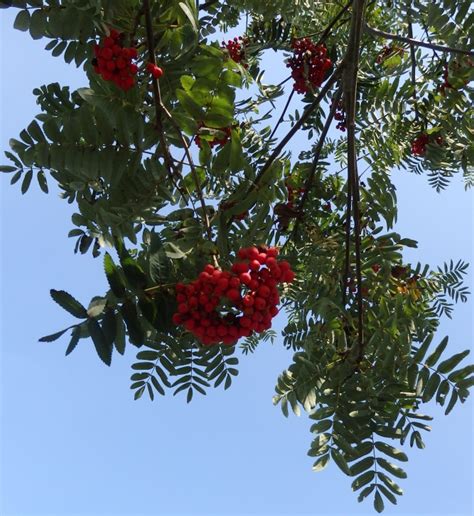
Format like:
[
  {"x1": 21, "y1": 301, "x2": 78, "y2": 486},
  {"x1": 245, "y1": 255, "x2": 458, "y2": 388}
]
[{"x1": 1, "y1": 8, "x2": 472, "y2": 516}]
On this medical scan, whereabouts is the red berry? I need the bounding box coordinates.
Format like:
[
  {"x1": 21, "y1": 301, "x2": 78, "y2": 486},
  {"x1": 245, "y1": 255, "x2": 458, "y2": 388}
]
[{"x1": 226, "y1": 288, "x2": 240, "y2": 302}]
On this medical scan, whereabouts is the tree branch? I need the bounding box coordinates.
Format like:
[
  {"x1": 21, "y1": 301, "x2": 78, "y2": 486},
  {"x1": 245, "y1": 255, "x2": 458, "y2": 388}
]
[
  {"x1": 315, "y1": 0, "x2": 354, "y2": 47},
  {"x1": 364, "y1": 22, "x2": 474, "y2": 57},
  {"x1": 407, "y1": 17, "x2": 419, "y2": 120},
  {"x1": 143, "y1": 0, "x2": 214, "y2": 254},
  {"x1": 268, "y1": 89, "x2": 295, "y2": 142},
  {"x1": 252, "y1": 64, "x2": 344, "y2": 190},
  {"x1": 292, "y1": 86, "x2": 343, "y2": 238},
  {"x1": 344, "y1": 0, "x2": 366, "y2": 361}
]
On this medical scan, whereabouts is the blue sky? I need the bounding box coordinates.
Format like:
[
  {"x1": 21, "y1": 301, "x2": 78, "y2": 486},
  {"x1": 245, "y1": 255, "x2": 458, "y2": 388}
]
[{"x1": 1, "y1": 8, "x2": 473, "y2": 516}]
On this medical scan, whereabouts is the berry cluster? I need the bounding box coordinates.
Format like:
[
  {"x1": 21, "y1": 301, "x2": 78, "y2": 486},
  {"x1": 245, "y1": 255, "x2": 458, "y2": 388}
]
[
  {"x1": 222, "y1": 37, "x2": 248, "y2": 68},
  {"x1": 93, "y1": 29, "x2": 138, "y2": 91},
  {"x1": 287, "y1": 38, "x2": 332, "y2": 94},
  {"x1": 332, "y1": 98, "x2": 346, "y2": 131},
  {"x1": 172, "y1": 246, "x2": 295, "y2": 347},
  {"x1": 195, "y1": 123, "x2": 232, "y2": 149},
  {"x1": 411, "y1": 133, "x2": 443, "y2": 156},
  {"x1": 146, "y1": 62, "x2": 164, "y2": 79}
]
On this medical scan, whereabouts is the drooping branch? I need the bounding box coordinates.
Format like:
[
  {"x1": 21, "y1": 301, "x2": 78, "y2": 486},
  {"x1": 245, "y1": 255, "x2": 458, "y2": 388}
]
[
  {"x1": 364, "y1": 21, "x2": 474, "y2": 57},
  {"x1": 343, "y1": 0, "x2": 366, "y2": 361}
]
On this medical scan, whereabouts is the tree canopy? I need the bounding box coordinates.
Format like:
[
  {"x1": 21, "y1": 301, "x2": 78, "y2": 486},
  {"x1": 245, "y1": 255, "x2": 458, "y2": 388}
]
[{"x1": 1, "y1": 0, "x2": 473, "y2": 512}]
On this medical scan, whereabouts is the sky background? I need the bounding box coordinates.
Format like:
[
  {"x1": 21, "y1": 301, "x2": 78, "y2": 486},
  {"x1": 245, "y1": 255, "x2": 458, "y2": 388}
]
[{"x1": 1, "y1": 7, "x2": 473, "y2": 516}]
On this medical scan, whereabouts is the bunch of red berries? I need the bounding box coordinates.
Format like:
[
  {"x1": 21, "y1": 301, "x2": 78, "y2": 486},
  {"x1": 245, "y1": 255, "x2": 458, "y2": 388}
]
[
  {"x1": 411, "y1": 133, "x2": 443, "y2": 156},
  {"x1": 172, "y1": 246, "x2": 295, "y2": 347},
  {"x1": 222, "y1": 36, "x2": 248, "y2": 68},
  {"x1": 93, "y1": 29, "x2": 138, "y2": 91},
  {"x1": 194, "y1": 123, "x2": 232, "y2": 149},
  {"x1": 287, "y1": 38, "x2": 332, "y2": 94}
]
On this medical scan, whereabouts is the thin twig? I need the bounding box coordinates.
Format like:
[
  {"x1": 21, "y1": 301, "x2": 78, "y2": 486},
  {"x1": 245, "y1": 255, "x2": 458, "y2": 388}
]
[
  {"x1": 292, "y1": 87, "x2": 343, "y2": 238},
  {"x1": 407, "y1": 8, "x2": 419, "y2": 120},
  {"x1": 364, "y1": 22, "x2": 474, "y2": 57},
  {"x1": 268, "y1": 89, "x2": 295, "y2": 142},
  {"x1": 142, "y1": 0, "x2": 188, "y2": 203},
  {"x1": 252, "y1": 63, "x2": 344, "y2": 191},
  {"x1": 315, "y1": 0, "x2": 354, "y2": 47},
  {"x1": 159, "y1": 102, "x2": 215, "y2": 249}
]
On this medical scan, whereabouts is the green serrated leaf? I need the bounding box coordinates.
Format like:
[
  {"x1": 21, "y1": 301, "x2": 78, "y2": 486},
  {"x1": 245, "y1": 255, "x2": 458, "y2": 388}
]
[{"x1": 50, "y1": 289, "x2": 88, "y2": 319}]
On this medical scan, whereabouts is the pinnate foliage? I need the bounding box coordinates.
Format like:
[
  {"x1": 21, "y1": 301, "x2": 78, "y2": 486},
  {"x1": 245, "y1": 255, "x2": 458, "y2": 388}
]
[{"x1": 2, "y1": 0, "x2": 474, "y2": 511}]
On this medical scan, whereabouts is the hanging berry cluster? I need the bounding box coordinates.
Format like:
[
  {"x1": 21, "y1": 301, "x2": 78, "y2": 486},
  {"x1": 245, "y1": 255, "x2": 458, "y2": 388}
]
[
  {"x1": 194, "y1": 123, "x2": 232, "y2": 148},
  {"x1": 222, "y1": 36, "x2": 248, "y2": 68},
  {"x1": 172, "y1": 246, "x2": 295, "y2": 347},
  {"x1": 411, "y1": 133, "x2": 443, "y2": 156},
  {"x1": 93, "y1": 29, "x2": 138, "y2": 91},
  {"x1": 287, "y1": 38, "x2": 332, "y2": 94}
]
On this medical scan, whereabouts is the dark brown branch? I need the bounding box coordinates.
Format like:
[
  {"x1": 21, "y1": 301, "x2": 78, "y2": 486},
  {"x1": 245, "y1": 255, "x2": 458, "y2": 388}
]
[
  {"x1": 407, "y1": 18, "x2": 419, "y2": 120},
  {"x1": 143, "y1": 0, "x2": 187, "y2": 201},
  {"x1": 292, "y1": 87, "x2": 343, "y2": 238},
  {"x1": 268, "y1": 89, "x2": 295, "y2": 142},
  {"x1": 364, "y1": 22, "x2": 474, "y2": 57},
  {"x1": 344, "y1": 0, "x2": 366, "y2": 361},
  {"x1": 252, "y1": 64, "x2": 344, "y2": 190},
  {"x1": 159, "y1": 102, "x2": 215, "y2": 247}
]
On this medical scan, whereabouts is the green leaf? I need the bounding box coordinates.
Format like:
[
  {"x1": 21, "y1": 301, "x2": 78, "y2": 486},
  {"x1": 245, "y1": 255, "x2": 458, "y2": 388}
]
[
  {"x1": 351, "y1": 471, "x2": 375, "y2": 491},
  {"x1": 374, "y1": 491, "x2": 384, "y2": 513},
  {"x1": 377, "y1": 472, "x2": 403, "y2": 495},
  {"x1": 121, "y1": 301, "x2": 144, "y2": 347},
  {"x1": 376, "y1": 458, "x2": 407, "y2": 479},
  {"x1": 37, "y1": 170, "x2": 48, "y2": 193},
  {"x1": 65, "y1": 327, "x2": 81, "y2": 356},
  {"x1": 378, "y1": 484, "x2": 397, "y2": 505},
  {"x1": 21, "y1": 170, "x2": 33, "y2": 194},
  {"x1": 179, "y1": 2, "x2": 198, "y2": 34},
  {"x1": 120, "y1": 255, "x2": 147, "y2": 291},
  {"x1": 87, "y1": 318, "x2": 112, "y2": 366},
  {"x1": 357, "y1": 484, "x2": 375, "y2": 503},
  {"x1": 331, "y1": 449, "x2": 352, "y2": 476},
  {"x1": 425, "y1": 336, "x2": 448, "y2": 367},
  {"x1": 312, "y1": 454, "x2": 330, "y2": 472},
  {"x1": 422, "y1": 373, "x2": 441, "y2": 402},
  {"x1": 114, "y1": 316, "x2": 126, "y2": 355},
  {"x1": 29, "y1": 8, "x2": 48, "y2": 40},
  {"x1": 374, "y1": 442, "x2": 408, "y2": 462},
  {"x1": 39, "y1": 325, "x2": 76, "y2": 343},
  {"x1": 0, "y1": 165, "x2": 17, "y2": 173},
  {"x1": 350, "y1": 457, "x2": 375, "y2": 476},
  {"x1": 437, "y1": 350, "x2": 470, "y2": 374},
  {"x1": 104, "y1": 253, "x2": 126, "y2": 298},
  {"x1": 50, "y1": 289, "x2": 88, "y2": 319},
  {"x1": 14, "y1": 9, "x2": 30, "y2": 31}
]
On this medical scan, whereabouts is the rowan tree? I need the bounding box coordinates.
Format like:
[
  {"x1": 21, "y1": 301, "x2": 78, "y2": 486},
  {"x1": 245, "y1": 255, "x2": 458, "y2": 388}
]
[{"x1": 1, "y1": 0, "x2": 473, "y2": 512}]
